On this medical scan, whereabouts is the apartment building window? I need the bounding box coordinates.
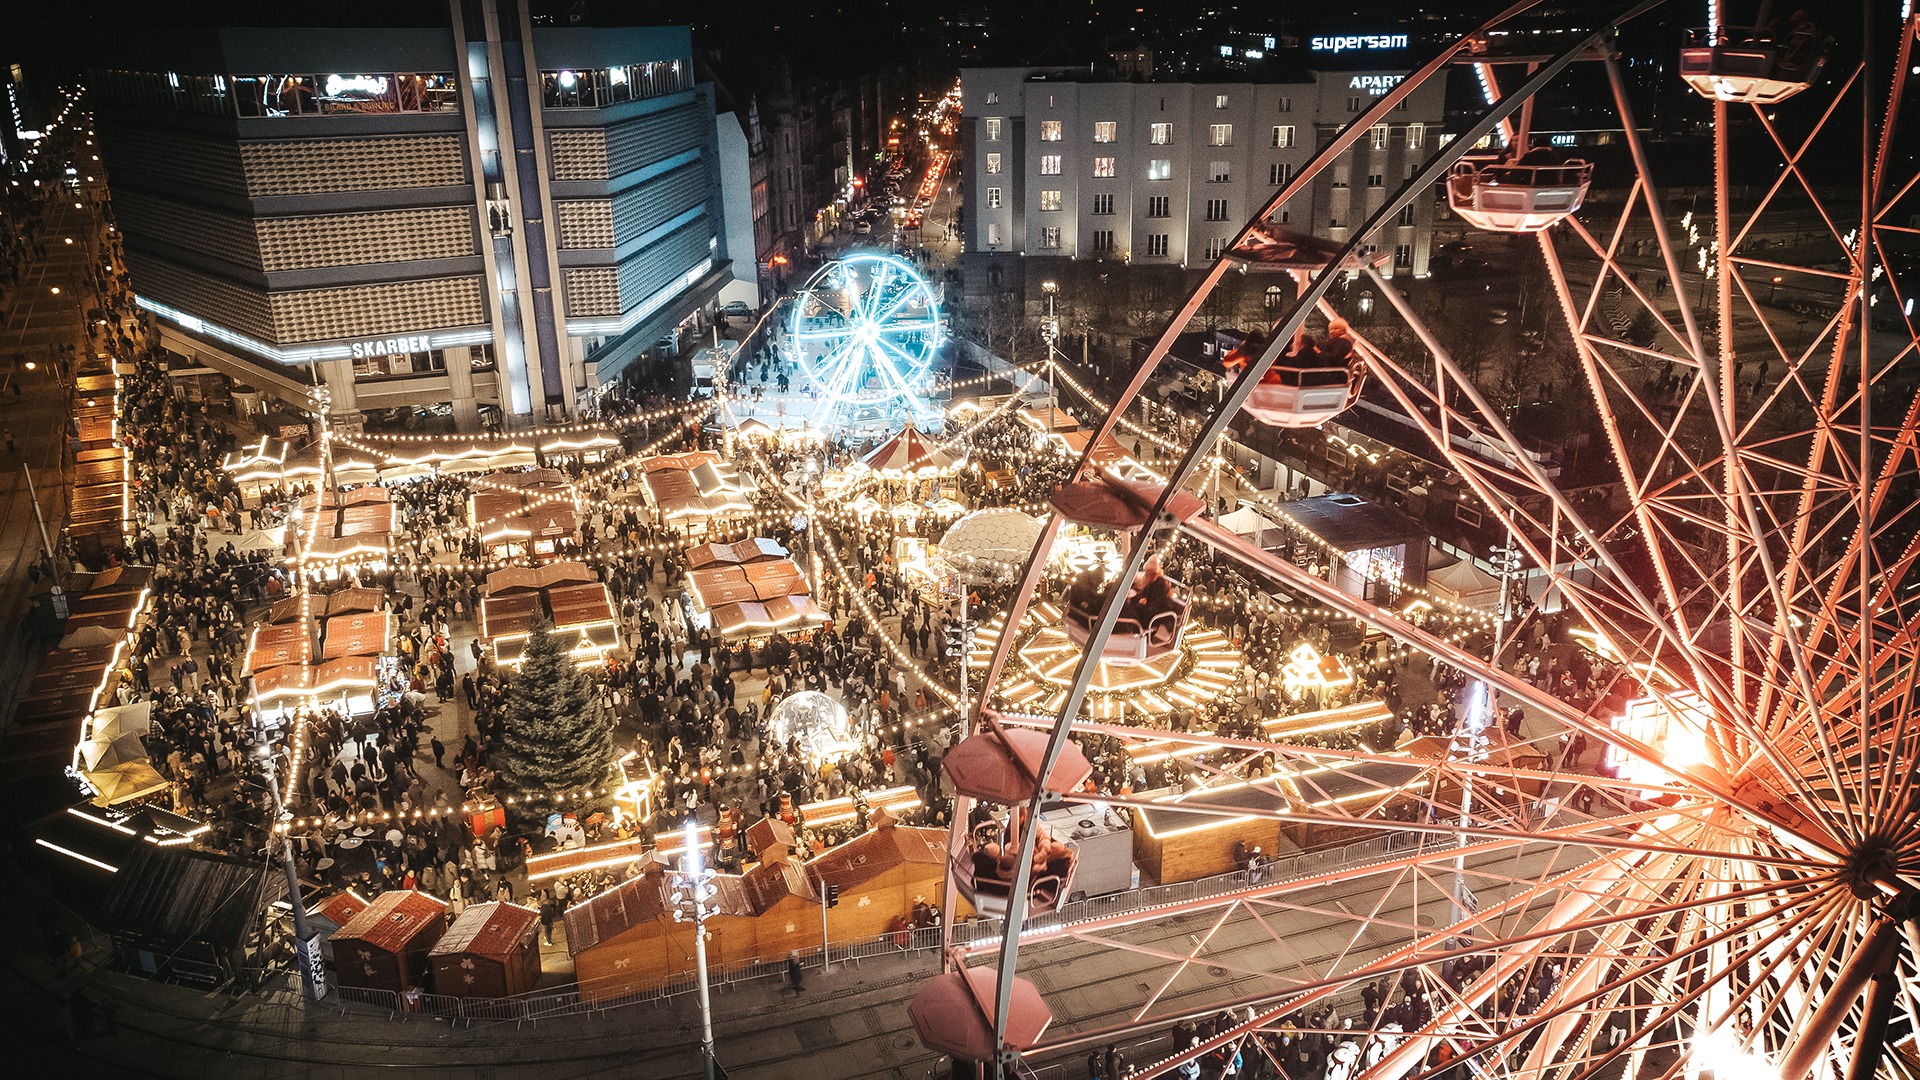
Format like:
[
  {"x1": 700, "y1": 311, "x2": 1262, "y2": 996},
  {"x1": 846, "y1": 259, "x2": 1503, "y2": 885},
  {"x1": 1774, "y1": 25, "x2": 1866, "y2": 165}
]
[
  {"x1": 1398, "y1": 205, "x2": 1416, "y2": 226},
  {"x1": 986, "y1": 187, "x2": 1002, "y2": 208},
  {"x1": 985, "y1": 117, "x2": 1001, "y2": 141},
  {"x1": 1091, "y1": 229, "x2": 1115, "y2": 252},
  {"x1": 1205, "y1": 197, "x2": 1229, "y2": 221},
  {"x1": 987, "y1": 223, "x2": 1002, "y2": 245},
  {"x1": 1269, "y1": 162, "x2": 1292, "y2": 186},
  {"x1": 1275, "y1": 96, "x2": 1293, "y2": 112},
  {"x1": 1040, "y1": 226, "x2": 1062, "y2": 249},
  {"x1": 1370, "y1": 124, "x2": 1389, "y2": 150},
  {"x1": 1271, "y1": 125, "x2": 1295, "y2": 148},
  {"x1": 1149, "y1": 122, "x2": 1172, "y2": 144},
  {"x1": 1209, "y1": 160, "x2": 1231, "y2": 183},
  {"x1": 1214, "y1": 94, "x2": 1230, "y2": 108},
  {"x1": 1205, "y1": 237, "x2": 1227, "y2": 260},
  {"x1": 1092, "y1": 157, "x2": 1116, "y2": 178},
  {"x1": 1091, "y1": 193, "x2": 1115, "y2": 214},
  {"x1": 1348, "y1": 96, "x2": 1363, "y2": 111},
  {"x1": 1039, "y1": 119, "x2": 1062, "y2": 141},
  {"x1": 1407, "y1": 123, "x2": 1425, "y2": 150},
  {"x1": 1367, "y1": 173, "x2": 1383, "y2": 187},
  {"x1": 1147, "y1": 159, "x2": 1172, "y2": 180},
  {"x1": 1039, "y1": 189, "x2": 1063, "y2": 211},
  {"x1": 1146, "y1": 195, "x2": 1170, "y2": 217},
  {"x1": 1395, "y1": 243, "x2": 1413, "y2": 268},
  {"x1": 985, "y1": 152, "x2": 1002, "y2": 174},
  {"x1": 1209, "y1": 123, "x2": 1233, "y2": 146},
  {"x1": 1146, "y1": 233, "x2": 1169, "y2": 257},
  {"x1": 1092, "y1": 121, "x2": 1116, "y2": 142},
  {"x1": 985, "y1": 91, "x2": 999, "y2": 104},
  {"x1": 1040, "y1": 154, "x2": 1062, "y2": 175}
]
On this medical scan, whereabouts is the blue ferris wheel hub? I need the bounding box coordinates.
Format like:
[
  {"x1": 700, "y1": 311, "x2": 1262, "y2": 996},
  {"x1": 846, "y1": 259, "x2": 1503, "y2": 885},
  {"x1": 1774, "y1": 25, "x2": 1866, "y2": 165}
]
[{"x1": 784, "y1": 253, "x2": 947, "y2": 434}]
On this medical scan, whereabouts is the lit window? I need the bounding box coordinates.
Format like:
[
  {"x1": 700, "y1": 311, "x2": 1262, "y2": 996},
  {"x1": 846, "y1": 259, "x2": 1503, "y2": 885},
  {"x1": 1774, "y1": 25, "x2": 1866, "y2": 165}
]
[
  {"x1": 1214, "y1": 94, "x2": 1229, "y2": 109},
  {"x1": 1407, "y1": 123, "x2": 1425, "y2": 150},
  {"x1": 1092, "y1": 157, "x2": 1116, "y2": 178},
  {"x1": 985, "y1": 91, "x2": 999, "y2": 105},
  {"x1": 1370, "y1": 124, "x2": 1389, "y2": 150},
  {"x1": 985, "y1": 152, "x2": 1002, "y2": 174},
  {"x1": 1040, "y1": 154, "x2": 1062, "y2": 175},
  {"x1": 1271, "y1": 125, "x2": 1294, "y2": 148},
  {"x1": 1209, "y1": 160, "x2": 1231, "y2": 183},
  {"x1": 987, "y1": 223, "x2": 1002, "y2": 245},
  {"x1": 985, "y1": 117, "x2": 1001, "y2": 141},
  {"x1": 986, "y1": 187, "x2": 1002, "y2": 208},
  {"x1": 1039, "y1": 189, "x2": 1063, "y2": 211},
  {"x1": 1149, "y1": 122, "x2": 1172, "y2": 144},
  {"x1": 1092, "y1": 121, "x2": 1116, "y2": 142},
  {"x1": 1040, "y1": 226, "x2": 1062, "y2": 248},
  {"x1": 1040, "y1": 120, "x2": 1062, "y2": 141},
  {"x1": 1209, "y1": 123, "x2": 1233, "y2": 146},
  {"x1": 1147, "y1": 159, "x2": 1172, "y2": 180}
]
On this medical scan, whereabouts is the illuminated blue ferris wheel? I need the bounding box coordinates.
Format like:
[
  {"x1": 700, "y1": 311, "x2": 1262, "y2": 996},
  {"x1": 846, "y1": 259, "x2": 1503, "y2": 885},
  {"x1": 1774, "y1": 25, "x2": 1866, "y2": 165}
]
[{"x1": 785, "y1": 253, "x2": 945, "y2": 432}]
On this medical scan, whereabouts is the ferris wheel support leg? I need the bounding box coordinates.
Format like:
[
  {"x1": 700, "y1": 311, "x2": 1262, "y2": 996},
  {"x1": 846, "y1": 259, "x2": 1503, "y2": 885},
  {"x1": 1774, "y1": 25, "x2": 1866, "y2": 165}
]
[{"x1": 1778, "y1": 913, "x2": 1898, "y2": 1080}]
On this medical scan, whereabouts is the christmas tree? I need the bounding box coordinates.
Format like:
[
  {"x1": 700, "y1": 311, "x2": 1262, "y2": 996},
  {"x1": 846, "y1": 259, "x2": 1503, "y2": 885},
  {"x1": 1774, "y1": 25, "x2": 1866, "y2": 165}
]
[{"x1": 495, "y1": 620, "x2": 615, "y2": 831}]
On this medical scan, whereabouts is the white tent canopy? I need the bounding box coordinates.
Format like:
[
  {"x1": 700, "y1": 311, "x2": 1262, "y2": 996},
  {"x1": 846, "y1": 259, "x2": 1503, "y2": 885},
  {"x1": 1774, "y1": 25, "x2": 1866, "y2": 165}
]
[
  {"x1": 1218, "y1": 506, "x2": 1281, "y2": 537},
  {"x1": 1427, "y1": 556, "x2": 1503, "y2": 610}
]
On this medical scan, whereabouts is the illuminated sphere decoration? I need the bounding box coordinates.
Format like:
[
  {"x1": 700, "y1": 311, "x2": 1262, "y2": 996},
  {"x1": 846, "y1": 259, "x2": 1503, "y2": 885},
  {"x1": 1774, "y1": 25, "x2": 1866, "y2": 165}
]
[
  {"x1": 786, "y1": 253, "x2": 945, "y2": 433},
  {"x1": 767, "y1": 690, "x2": 859, "y2": 762}
]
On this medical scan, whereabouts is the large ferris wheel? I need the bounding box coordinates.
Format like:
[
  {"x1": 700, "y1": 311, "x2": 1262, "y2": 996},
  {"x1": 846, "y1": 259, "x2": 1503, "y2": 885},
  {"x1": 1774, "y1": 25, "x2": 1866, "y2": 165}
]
[{"x1": 915, "y1": 2, "x2": 1920, "y2": 1079}]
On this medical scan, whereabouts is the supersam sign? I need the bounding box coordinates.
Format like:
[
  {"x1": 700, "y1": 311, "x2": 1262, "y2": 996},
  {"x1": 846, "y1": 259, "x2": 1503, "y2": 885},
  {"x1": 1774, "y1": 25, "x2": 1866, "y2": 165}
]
[{"x1": 1312, "y1": 34, "x2": 1410, "y2": 53}]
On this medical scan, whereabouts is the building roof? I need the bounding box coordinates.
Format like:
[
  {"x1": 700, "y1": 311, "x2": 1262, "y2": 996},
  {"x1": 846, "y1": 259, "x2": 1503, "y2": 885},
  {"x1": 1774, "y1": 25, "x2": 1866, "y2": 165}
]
[
  {"x1": 1278, "y1": 493, "x2": 1428, "y2": 551},
  {"x1": 101, "y1": 843, "x2": 275, "y2": 951},
  {"x1": 429, "y1": 901, "x2": 540, "y2": 959},
  {"x1": 740, "y1": 859, "x2": 815, "y2": 913},
  {"x1": 333, "y1": 889, "x2": 448, "y2": 954}
]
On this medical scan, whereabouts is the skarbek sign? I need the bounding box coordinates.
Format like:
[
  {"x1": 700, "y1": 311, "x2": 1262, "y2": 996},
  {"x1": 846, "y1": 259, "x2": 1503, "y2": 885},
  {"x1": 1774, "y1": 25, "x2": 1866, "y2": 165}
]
[
  {"x1": 1312, "y1": 34, "x2": 1410, "y2": 53},
  {"x1": 350, "y1": 334, "x2": 432, "y2": 359}
]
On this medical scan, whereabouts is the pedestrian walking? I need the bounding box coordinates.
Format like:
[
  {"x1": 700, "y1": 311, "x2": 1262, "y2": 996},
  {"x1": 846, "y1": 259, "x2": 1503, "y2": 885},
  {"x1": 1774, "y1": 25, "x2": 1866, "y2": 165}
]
[
  {"x1": 430, "y1": 736, "x2": 446, "y2": 769},
  {"x1": 786, "y1": 950, "x2": 805, "y2": 993}
]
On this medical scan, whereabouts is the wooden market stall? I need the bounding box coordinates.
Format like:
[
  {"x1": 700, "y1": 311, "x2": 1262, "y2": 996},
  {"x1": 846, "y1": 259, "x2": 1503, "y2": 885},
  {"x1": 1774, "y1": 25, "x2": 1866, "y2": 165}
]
[
  {"x1": 477, "y1": 562, "x2": 620, "y2": 668},
  {"x1": 427, "y1": 901, "x2": 543, "y2": 1000},
  {"x1": 329, "y1": 889, "x2": 448, "y2": 995}
]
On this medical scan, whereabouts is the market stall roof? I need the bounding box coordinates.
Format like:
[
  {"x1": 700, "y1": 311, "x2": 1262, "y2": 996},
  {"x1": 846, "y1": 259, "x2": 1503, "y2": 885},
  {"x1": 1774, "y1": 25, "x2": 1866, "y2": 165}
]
[
  {"x1": 563, "y1": 874, "x2": 669, "y2": 953},
  {"x1": 85, "y1": 759, "x2": 170, "y2": 806},
  {"x1": 265, "y1": 596, "x2": 304, "y2": 625},
  {"x1": 538, "y1": 432, "x2": 621, "y2": 456},
  {"x1": 321, "y1": 611, "x2": 391, "y2": 660},
  {"x1": 334, "y1": 889, "x2": 448, "y2": 953},
  {"x1": 491, "y1": 622, "x2": 618, "y2": 667},
  {"x1": 484, "y1": 561, "x2": 594, "y2": 596},
  {"x1": 429, "y1": 901, "x2": 541, "y2": 960},
  {"x1": 312, "y1": 655, "x2": 378, "y2": 694},
  {"x1": 547, "y1": 582, "x2": 615, "y2": 628},
  {"x1": 1017, "y1": 407, "x2": 1079, "y2": 434},
  {"x1": 249, "y1": 664, "x2": 311, "y2": 702},
  {"x1": 484, "y1": 468, "x2": 570, "y2": 491},
  {"x1": 321, "y1": 587, "x2": 386, "y2": 617},
  {"x1": 245, "y1": 621, "x2": 313, "y2": 673},
  {"x1": 860, "y1": 425, "x2": 961, "y2": 474},
  {"x1": 479, "y1": 593, "x2": 542, "y2": 639}
]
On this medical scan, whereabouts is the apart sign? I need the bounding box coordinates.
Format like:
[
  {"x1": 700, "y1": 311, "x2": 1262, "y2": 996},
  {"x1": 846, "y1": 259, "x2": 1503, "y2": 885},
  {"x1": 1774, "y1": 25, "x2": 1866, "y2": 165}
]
[{"x1": 1349, "y1": 74, "x2": 1408, "y2": 96}]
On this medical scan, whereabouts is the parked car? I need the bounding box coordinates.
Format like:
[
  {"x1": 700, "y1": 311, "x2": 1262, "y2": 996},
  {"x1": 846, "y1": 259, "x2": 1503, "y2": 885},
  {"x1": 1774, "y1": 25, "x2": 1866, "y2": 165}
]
[{"x1": 719, "y1": 300, "x2": 753, "y2": 318}]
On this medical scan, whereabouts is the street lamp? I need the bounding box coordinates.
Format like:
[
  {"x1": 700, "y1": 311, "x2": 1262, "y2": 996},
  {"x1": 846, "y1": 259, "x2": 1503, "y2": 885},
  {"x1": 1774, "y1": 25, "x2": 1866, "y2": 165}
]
[
  {"x1": 1040, "y1": 280, "x2": 1060, "y2": 435},
  {"x1": 670, "y1": 820, "x2": 720, "y2": 1080}
]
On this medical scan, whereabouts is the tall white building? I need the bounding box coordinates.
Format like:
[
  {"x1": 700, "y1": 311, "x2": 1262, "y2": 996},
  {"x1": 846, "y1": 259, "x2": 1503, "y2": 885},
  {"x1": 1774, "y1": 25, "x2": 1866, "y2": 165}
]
[{"x1": 960, "y1": 66, "x2": 1447, "y2": 277}]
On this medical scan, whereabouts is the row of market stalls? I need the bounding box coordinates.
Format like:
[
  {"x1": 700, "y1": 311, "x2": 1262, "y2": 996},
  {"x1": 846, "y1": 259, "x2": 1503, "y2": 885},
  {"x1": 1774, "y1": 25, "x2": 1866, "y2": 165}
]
[
  {"x1": 221, "y1": 431, "x2": 626, "y2": 505},
  {"x1": 476, "y1": 561, "x2": 620, "y2": 667},
  {"x1": 637, "y1": 451, "x2": 754, "y2": 527},
  {"x1": 683, "y1": 538, "x2": 825, "y2": 638},
  {"x1": 294, "y1": 487, "x2": 396, "y2": 562},
  {"x1": 244, "y1": 586, "x2": 393, "y2": 714},
  {"x1": 467, "y1": 469, "x2": 579, "y2": 561},
  {"x1": 70, "y1": 354, "x2": 130, "y2": 563}
]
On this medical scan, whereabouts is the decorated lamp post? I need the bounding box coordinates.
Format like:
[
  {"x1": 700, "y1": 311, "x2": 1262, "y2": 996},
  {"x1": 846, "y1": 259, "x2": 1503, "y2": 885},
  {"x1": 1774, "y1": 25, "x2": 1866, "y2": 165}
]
[{"x1": 670, "y1": 820, "x2": 719, "y2": 1080}]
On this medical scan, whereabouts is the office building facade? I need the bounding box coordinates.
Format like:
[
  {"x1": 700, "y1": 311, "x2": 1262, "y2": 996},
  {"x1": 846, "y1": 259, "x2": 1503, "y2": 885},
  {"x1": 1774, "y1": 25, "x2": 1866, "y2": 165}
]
[
  {"x1": 92, "y1": 2, "x2": 752, "y2": 432},
  {"x1": 960, "y1": 67, "x2": 1447, "y2": 277}
]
